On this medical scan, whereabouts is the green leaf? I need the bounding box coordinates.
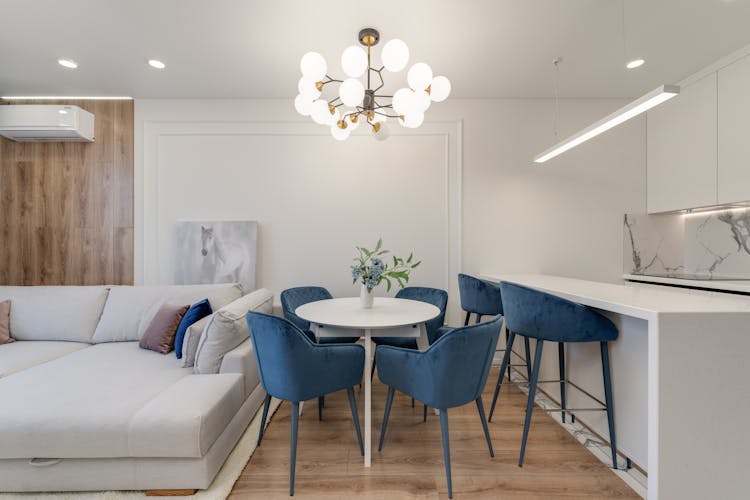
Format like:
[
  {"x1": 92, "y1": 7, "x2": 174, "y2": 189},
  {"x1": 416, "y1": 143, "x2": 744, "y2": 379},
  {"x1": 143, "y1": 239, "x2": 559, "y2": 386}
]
[
  {"x1": 383, "y1": 276, "x2": 392, "y2": 292},
  {"x1": 374, "y1": 238, "x2": 382, "y2": 253},
  {"x1": 407, "y1": 252, "x2": 413, "y2": 263},
  {"x1": 411, "y1": 260, "x2": 421, "y2": 268}
]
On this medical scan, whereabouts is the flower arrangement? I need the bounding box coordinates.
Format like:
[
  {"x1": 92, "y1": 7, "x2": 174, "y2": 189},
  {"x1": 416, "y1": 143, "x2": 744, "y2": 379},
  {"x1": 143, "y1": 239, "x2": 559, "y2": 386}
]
[{"x1": 351, "y1": 238, "x2": 421, "y2": 292}]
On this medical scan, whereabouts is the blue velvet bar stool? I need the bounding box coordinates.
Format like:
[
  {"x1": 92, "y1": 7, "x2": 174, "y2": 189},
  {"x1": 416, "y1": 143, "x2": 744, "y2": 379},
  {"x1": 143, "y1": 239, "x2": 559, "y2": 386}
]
[
  {"x1": 376, "y1": 316, "x2": 502, "y2": 498},
  {"x1": 247, "y1": 312, "x2": 365, "y2": 496},
  {"x1": 458, "y1": 273, "x2": 532, "y2": 384},
  {"x1": 487, "y1": 282, "x2": 619, "y2": 468}
]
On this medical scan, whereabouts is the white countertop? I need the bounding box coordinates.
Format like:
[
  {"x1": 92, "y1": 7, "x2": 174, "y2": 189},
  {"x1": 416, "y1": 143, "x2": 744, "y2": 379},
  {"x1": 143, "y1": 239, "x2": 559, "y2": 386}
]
[
  {"x1": 481, "y1": 273, "x2": 750, "y2": 320},
  {"x1": 623, "y1": 273, "x2": 750, "y2": 294}
]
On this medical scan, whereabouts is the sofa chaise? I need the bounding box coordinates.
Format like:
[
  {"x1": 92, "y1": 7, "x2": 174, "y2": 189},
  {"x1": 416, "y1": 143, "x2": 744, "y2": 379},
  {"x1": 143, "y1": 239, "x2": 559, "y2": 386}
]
[{"x1": 0, "y1": 283, "x2": 272, "y2": 493}]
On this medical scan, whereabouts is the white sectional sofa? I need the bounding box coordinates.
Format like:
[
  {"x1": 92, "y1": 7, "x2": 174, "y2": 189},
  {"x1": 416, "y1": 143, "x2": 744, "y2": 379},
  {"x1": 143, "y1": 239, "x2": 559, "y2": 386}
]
[{"x1": 0, "y1": 283, "x2": 273, "y2": 493}]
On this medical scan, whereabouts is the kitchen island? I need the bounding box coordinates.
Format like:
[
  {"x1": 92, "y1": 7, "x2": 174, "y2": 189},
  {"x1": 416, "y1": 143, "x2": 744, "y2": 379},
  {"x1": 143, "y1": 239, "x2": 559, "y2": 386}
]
[{"x1": 482, "y1": 274, "x2": 750, "y2": 500}]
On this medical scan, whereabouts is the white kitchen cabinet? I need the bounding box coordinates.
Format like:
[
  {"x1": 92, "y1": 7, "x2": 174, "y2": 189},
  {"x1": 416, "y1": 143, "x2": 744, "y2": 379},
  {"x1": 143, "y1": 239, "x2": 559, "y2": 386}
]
[
  {"x1": 718, "y1": 54, "x2": 750, "y2": 204},
  {"x1": 647, "y1": 73, "x2": 717, "y2": 213}
]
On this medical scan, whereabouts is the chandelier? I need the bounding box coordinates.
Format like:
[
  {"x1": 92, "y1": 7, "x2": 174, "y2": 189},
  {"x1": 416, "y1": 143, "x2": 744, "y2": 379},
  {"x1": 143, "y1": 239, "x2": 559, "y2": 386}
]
[{"x1": 294, "y1": 28, "x2": 451, "y2": 141}]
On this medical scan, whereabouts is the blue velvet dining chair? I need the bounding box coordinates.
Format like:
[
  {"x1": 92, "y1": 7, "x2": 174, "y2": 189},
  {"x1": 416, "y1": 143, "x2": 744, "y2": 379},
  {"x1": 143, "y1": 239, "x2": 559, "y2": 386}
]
[
  {"x1": 246, "y1": 311, "x2": 365, "y2": 496},
  {"x1": 280, "y1": 286, "x2": 361, "y2": 344},
  {"x1": 487, "y1": 282, "x2": 619, "y2": 468},
  {"x1": 458, "y1": 273, "x2": 532, "y2": 387},
  {"x1": 376, "y1": 316, "x2": 502, "y2": 498}
]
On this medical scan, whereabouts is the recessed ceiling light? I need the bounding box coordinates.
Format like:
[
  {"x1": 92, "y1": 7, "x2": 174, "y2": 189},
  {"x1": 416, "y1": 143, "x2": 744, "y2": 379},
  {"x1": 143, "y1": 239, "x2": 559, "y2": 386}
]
[
  {"x1": 58, "y1": 109, "x2": 68, "y2": 114},
  {"x1": 58, "y1": 58, "x2": 78, "y2": 69},
  {"x1": 148, "y1": 59, "x2": 166, "y2": 69},
  {"x1": 626, "y1": 58, "x2": 645, "y2": 69}
]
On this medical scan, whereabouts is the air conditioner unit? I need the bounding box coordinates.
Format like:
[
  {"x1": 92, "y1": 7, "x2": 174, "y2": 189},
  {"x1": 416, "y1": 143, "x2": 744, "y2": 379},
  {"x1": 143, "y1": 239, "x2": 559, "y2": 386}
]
[{"x1": 0, "y1": 104, "x2": 95, "y2": 142}]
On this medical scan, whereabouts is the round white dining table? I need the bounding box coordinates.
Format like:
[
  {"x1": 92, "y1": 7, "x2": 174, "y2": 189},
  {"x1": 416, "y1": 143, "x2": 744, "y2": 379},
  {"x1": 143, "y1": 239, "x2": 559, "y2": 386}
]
[{"x1": 295, "y1": 297, "x2": 440, "y2": 467}]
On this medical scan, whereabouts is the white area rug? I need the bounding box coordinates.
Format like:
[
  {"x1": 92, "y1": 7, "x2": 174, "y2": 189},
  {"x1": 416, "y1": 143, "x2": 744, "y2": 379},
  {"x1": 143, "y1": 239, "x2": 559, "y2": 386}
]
[{"x1": 0, "y1": 398, "x2": 282, "y2": 500}]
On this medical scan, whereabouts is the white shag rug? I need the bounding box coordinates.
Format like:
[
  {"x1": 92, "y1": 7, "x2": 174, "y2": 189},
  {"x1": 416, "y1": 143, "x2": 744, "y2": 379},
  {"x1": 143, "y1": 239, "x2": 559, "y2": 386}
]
[{"x1": 0, "y1": 398, "x2": 282, "y2": 500}]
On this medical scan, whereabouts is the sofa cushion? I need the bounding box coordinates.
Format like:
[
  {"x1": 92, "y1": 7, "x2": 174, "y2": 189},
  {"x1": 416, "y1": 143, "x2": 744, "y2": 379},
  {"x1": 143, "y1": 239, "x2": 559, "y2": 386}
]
[
  {"x1": 181, "y1": 314, "x2": 212, "y2": 368},
  {"x1": 0, "y1": 286, "x2": 109, "y2": 342},
  {"x1": 175, "y1": 299, "x2": 213, "y2": 359},
  {"x1": 129, "y1": 373, "x2": 244, "y2": 457},
  {"x1": 194, "y1": 289, "x2": 273, "y2": 374},
  {"x1": 0, "y1": 341, "x2": 90, "y2": 378},
  {"x1": 92, "y1": 283, "x2": 242, "y2": 343},
  {"x1": 0, "y1": 342, "x2": 192, "y2": 459},
  {"x1": 0, "y1": 300, "x2": 11, "y2": 344},
  {"x1": 140, "y1": 304, "x2": 189, "y2": 354}
]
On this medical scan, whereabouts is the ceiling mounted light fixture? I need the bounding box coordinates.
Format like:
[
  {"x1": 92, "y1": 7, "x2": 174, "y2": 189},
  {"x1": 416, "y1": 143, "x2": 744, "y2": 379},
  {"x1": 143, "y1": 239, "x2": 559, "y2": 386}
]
[
  {"x1": 57, "y1": 58, "x2": 78, "y2": 69},
  {"x1": 626, "y1": 58, "x2": 645, "y2": 69},
  {"x1": 533, "y1": 85, "x2": 680, "y2": 163},
  {"x1": 148, "y1": 59, "x2": 166, "y2": 69},
  {"x1": 295, "y1": 27, "x2": 451, "y2": 141}
]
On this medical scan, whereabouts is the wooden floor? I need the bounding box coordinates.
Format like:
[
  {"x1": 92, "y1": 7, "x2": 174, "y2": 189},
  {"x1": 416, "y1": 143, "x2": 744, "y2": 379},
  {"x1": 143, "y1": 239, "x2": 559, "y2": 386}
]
[{"x1": 229, "y1": 368, "x2": 639, "y2": 499}]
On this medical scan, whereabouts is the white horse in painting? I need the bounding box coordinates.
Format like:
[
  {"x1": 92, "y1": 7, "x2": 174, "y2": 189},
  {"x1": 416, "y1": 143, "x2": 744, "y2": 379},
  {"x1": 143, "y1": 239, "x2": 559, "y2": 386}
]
[{"x1": 200, "y1": 225, "x2": 245, "y2": 284}]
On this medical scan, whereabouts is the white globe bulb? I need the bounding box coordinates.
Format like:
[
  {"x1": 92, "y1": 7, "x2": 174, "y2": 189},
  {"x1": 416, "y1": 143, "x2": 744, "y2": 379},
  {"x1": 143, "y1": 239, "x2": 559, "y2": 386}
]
[
  {"x1": 331, "y1": 124, "x2": 350, "y2": 141},
  {"x1": 374, "y1": 122, "x2": 390, "y2": 141},
  {"x1": 339, "y1": 78, "x2": 365, "y2": 107},
  {"x1": 407, "y1": 62, "x2": 433, "y2": 92},
  {"x1": 392, "y1": 88, "x2": 416, "y2": 115},
  {"x1": 381, "y1": 39, "x2": 409, "y2": 72},
  {"x1": 297, "y1": 76, "x2": 321, "y2": 99},
  {"x1": 310, "y1": 99, "x2": 331, "y2": 125},
  {"x1": 370, "y1": 112, "x2": 386, "y2": 124},
  {"x1": 430, "y1": 75, "x2": 451, "y2": 102},
  {"x1": 329, "y1": 108, "x2": 340, "y2": 126},
  {"x1": 300, "y1": 51, "x2": 327, "y2": 81},
  {"x1": 400, "y1": 112, "x2": 424, "y2": 129},
  {"x1": 414, "y1": 89, "x2": 431, "y2": 112},
  {"x1": 341, "y1": 46, "x2": 368, "y2": 78},
  {"x1": 294, "y1": 94, "x2": 314, "y2": 116}
]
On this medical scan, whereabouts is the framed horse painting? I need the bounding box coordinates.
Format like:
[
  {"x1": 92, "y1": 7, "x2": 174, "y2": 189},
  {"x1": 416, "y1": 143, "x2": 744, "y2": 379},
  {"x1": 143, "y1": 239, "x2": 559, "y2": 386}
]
[{"x1": 174, "y1": 220, "x2": 258, "y2": 293}]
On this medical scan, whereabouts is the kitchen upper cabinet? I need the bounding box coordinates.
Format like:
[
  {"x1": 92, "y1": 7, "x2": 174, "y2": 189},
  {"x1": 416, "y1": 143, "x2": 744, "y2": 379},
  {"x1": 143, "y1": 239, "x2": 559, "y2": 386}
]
[
  {"x1": 647, "y1": 73, "x2": 717, "y2": 213},
  {"x1": 718, "y1": 54, "x2": 750, "y2": 204}
]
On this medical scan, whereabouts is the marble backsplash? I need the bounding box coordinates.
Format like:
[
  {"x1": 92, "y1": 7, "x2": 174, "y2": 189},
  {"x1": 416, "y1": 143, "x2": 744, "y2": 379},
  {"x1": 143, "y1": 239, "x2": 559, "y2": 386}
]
[{"x1": 623, "y1": 208, "x2": 750, "y2": 279}]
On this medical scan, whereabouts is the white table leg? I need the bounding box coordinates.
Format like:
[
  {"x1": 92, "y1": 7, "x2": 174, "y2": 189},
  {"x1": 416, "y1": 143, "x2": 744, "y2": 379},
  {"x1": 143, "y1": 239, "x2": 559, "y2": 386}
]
[
  {"x1": 416, "y1": 323, "x2": 429, "y2": 351},
  {"x1": 364, "y1": 329, "x2": 372, "y2": 467}
]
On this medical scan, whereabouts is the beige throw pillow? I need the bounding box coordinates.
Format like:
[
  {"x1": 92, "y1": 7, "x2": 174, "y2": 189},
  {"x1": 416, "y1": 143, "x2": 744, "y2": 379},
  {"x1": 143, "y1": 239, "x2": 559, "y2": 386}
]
[
  {"x1": 0, "y1": 300, "x2": 13, "y2": 344},
  {"x1": 181, "y1": 314, "x2": 213, "y2": 368},
  {"x1": 194, "y1": 289, "x2": 273, "y2": 374}
]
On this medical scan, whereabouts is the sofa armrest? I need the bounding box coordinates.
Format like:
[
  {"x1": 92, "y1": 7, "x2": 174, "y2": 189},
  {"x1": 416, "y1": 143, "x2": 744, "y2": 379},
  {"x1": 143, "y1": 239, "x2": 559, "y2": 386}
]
[{"x1": 219, "y1": 338, "x2": 260, "y2": 399}]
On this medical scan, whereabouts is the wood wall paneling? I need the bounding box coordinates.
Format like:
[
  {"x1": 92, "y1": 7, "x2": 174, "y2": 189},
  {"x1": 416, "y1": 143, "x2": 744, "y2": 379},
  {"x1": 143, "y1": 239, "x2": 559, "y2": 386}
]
[{"x1": 0, "y1": 99, "x2": 134, "y2": 285}]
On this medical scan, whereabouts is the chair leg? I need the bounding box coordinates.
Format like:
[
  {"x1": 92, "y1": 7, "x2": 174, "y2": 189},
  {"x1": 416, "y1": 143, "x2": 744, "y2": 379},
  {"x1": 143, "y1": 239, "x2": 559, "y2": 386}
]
[
  {"x1": 601, "y1": 341, "x2": 618, "y2": 468},
  {"x1": 489, "y1": 331, "x2": 516, "y2": 422},
  {"x1": 411, "y1": 397, "x2": 414, "y2": 408},
  {"x1": 476, "y1": 398, "x2": 494, "y2": 457},
  {"x1": 519, "y1": 339, "x2": 544, "y2": 467},
  {"x1": 558, "y1": 342, "x2": 566, "y2": 423},
  {"x1": 439, "y1": 409, "x2": 453, "y2": 499},
  {"x1": 463, "y1": 311, "x2": 471, "y2": 326},
  {"x1": 505, "y1": 330, "x2": 512, "y2": 382},
  {"x1": 290, "y1": 401, "x2": 300, "y2": 496},
  {"x1": 371, "y1": 357, "x2": 376, "y2": 380},
  {"x1": 524, "y1": 335, "x2": 532, "y2": 380},
  {"x1": 347, "y1": 387, "x2": 364, "y2": 456},
  {"x1": 318, "y1": 396, "x2": 324, "y2": 421},
  {"x1": 378, "y1": 386, "x2": 395, "y2": 451},
  {"x1": 423, "y1": 403, "x2": 428, "y2": 422},
  {"x1": 475, "y1": 313, "x2": 482, "y2": 324},
  {"x1": 257, "y1": 394, "x2": 271, "y2": 446}
]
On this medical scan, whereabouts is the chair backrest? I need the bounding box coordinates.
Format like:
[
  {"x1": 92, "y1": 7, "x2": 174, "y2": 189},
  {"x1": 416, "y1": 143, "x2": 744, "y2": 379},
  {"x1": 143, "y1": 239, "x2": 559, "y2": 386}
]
[
  {"x1": 395, "y1": 286, "x2": 448, "y2": 342},
  {"x1": 500, "y1": 282, "x2": 618, "y2": 343},
  {"x1": 246, "y1": 311, "x2": 316, "y2": 401},
  {"x1": 280, "y1": 286, "x2": 333, "y2": 331},
  {"x1": 422, "y1": 315, "x2": 502, "y2": 408},
  {"x1": 457, "y1": 273, "x2": 503, "y2": 316}
]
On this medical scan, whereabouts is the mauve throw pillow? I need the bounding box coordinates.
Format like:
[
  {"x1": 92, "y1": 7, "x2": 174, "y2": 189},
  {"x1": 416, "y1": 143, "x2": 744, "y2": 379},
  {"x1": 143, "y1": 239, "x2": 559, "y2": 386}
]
[
  {"x1": 139, "y1": 304, "x2": 189, "y2": 354},
  {"x1": 0, "y1": 300, "x2": 12, "y2": 344},
  {"x1": 174, "y1": 298, "x2": 213, "y2": 359}
]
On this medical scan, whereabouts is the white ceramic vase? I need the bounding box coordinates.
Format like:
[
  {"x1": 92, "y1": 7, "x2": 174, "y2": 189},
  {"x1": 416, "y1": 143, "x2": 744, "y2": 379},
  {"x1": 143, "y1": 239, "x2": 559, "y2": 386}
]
[{"x1": 360, "y1": 284, "x2": 374, "y2": 309}]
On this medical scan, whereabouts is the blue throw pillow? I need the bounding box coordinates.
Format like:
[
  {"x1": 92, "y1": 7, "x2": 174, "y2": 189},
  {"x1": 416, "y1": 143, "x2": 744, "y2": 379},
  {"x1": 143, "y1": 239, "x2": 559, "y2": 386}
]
[{"x1": 174, "y1": 299, "x2": 213, "y2": 359}]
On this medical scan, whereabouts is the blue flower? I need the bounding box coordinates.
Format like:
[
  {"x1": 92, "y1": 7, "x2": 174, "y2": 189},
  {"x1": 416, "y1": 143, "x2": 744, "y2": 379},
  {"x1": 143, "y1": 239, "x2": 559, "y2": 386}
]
[
  {"x1": 364, "y1": 276, "x2": 379, "y2": 289},
  {"x1": 366, "y1": 265, "x2": 383, "y2": 280},
  {"x1": 371, "y1": 258, "x2": 385, "y2": 270},
  {"x1": 351, "y1": 265, "x2": 364, "y2": 280}
]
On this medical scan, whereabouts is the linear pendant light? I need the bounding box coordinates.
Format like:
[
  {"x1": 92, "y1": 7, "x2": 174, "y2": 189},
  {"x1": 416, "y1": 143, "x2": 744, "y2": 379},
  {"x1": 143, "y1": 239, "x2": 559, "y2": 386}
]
[{"x1": 533, "y1": 84, "x2": 680, "y2": 163}]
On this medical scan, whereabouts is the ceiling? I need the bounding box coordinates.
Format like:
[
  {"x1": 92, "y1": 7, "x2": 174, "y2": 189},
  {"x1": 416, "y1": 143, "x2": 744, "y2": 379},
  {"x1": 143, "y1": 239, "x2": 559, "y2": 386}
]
[{"x1": 1, "y1": 0, "x2": 750, "y2": 99}]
